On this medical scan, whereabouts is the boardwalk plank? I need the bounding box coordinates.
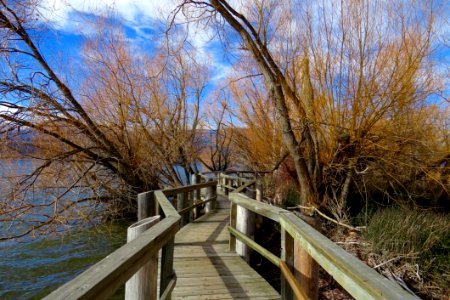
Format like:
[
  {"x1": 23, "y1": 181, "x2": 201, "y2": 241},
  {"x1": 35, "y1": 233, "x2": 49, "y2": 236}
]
[{"x1": 170, "y1": 194, "x2": 280, "y2": 299}]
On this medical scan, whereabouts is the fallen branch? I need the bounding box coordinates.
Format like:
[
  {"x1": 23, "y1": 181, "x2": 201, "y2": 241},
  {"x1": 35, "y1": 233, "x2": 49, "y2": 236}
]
[
  {"x1": 373, "y1": 254, "x2": 418, "y2": 269},
  {"x1": 335, "y1": 241, "x2": 369, "y2": 246},
  {"x1": 288, "y1": 205, "x2": 365, "y2": 232}
]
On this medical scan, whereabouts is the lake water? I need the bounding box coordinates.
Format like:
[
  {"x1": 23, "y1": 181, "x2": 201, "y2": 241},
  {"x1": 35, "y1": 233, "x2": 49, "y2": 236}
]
[
  {"x1": 0, "y1": 160, "x2": 132, "y2": 298},
  {"x1": 0, "y1": 220, "x2": 131, "y2": 299},
  {"x1": 0, "y1": 160, "x2": 204, "y2": 298}
]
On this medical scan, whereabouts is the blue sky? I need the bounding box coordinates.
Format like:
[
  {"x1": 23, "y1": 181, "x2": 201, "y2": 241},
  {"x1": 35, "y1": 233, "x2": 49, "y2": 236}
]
[
  {"x1": 3, "y1": 0, "x2": 449, "y2": 117},
  {"x1": 36, "y1": 0, "x2": 233, "y2": 85}
]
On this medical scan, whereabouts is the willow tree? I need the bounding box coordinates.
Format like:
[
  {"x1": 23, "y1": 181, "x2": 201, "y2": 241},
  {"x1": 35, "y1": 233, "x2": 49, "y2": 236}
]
[
  {"x1": 179, "y1": 0, "x2": 445, "y2": 219},
  {"x1": 228, "y1": 75, "x2": 285, "y2": 172},
  {"x1": 199, "y1": 96, "x2": 235, "y2": 172},
  {"x1": 0, "y1": 2, "x2": 208, "y2": 239}
]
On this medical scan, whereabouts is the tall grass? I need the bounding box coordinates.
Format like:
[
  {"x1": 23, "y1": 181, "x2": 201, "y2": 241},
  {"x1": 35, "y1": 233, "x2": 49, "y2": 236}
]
[{"x1": 364, "y1": 208, "x2": 449, "y2": 298}]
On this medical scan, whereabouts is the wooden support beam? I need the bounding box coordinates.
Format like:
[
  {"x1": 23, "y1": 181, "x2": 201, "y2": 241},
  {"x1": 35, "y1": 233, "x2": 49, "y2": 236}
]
[
  {"x1": 43, "y1": 217, "x2": 179, "y2": 300},
  {"x1": 281, "y1": 227, "x2": 294, "y2": 300},
  {"x1": 177, "y1": 192, "x2": 189, "y2": 227},
  {"x1": 228, "y1": 226, "x2": 280, "y2": 266},
  {"x1": 280, "y1": 261, "x2": 309, "y2": 300},
  {"x1": 294, "y1": 216, "x2": 319, "y2": 300},
  {"x1": 138, "y1": 191, "x2": 157, "y2": 220},
  {"x1": 205, "y1": 179, "x2": 216, "y2": 213},
  {"x1": 125, "y1": 216, "x2": 161, "y2": 300},
  {"x1": 229, "y1": 202, "x2": 237, "y2": 252},
  {"x1": 188, "y1": 191, "x2": 194, "y2": 223},
  {"x1": 159, "y1": 274, "x2": 177, "y2": 300},
  {"x1": 160, "y1": 238, "x2": 175, "y2": 299},
  {"x1": 236, "y1": 204, "x2": 255, "y2": 263},
  {"x1": 255, "y1": 179, "x2": 263, "y2": 202}
]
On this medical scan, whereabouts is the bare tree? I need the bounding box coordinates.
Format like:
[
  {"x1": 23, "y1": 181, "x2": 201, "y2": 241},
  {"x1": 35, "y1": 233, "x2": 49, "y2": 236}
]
[
  {"x1": 178, "y1": 0, "x2": 445, "y2": 219},
  {"x1": 0, "y1": 2, "x2": 208, "y2": 239},
  {"x1": 199, "y1": 97, "x2": 235, "y2": 171}
]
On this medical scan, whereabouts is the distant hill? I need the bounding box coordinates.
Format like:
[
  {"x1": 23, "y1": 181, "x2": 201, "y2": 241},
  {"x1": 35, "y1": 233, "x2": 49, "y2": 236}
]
[{"x1": 1, "y1": 128, "x2": 36, "y2": 156}]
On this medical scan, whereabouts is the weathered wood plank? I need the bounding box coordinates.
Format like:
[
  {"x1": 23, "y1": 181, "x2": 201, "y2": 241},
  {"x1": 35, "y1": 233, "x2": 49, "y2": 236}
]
[
  {"x1": 138, "y1": 191, "x2": 157, "y2": 220},
  {"x1": 228, "y1": 226, "x2": 280, "y2": 267},
  {"x1": 280, "y1": 261, "x2": 308, "y2": 300},
  {"x1": 169, "y1": 295, "x2": 280, "y2": 300},
  {"x1": 175, "y1": 275, "x2": 269, "y2": 285},
  {"x1": 280, "y1": 212, "x2": 419, "y2": 300},
  {"x1": 163, "y1": 181, "x2": 218, "y2": 197},
  {"x1": 159, "y1": 237, "x2": 175, "y2": 298},
  {"x1": 125, "y1": 216, "x2": 161, "y2": 300},
  {"x1": 43, "y1": 216, "x2": 180, "y2": 300},
  {"x1": 154, "y1": 190, "x2": 179, "y2": 217},
  {"x1": 170, "y1": 194, "x2": 280, "y2": 300},
  {"x1": 229, "y1": 202, "x2": 237, "y2": 252},
  {"x1": 281, "y1": 228, "x2": 294, "y2": 299},
  {"x1": 229, "y1": 192, "x2": 284, "y2": 222}
]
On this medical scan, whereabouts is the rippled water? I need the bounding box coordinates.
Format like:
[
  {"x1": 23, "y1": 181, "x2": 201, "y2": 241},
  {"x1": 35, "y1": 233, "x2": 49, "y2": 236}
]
[
  {"x1": 0, "y1": 159, "x2": 132, "y2": 298},
  {"x1": 0, "y1": 160, "x2": 199, "y2": 298},
  {"x1": 0, "y1": 220, "x2": 131, "y2": 299}
]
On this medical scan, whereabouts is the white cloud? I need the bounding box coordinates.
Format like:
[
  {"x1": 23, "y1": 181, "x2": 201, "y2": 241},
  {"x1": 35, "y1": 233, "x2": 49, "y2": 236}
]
[
  {"x1": 37, "y1": 0, "x2": 214, "y2": 50},
  {"x1": 36, "y1": 0, "x2": 243, "y2": 90},
  {"x1": 0, "y1": 103, "x2": 18, "y2": 116},
  {"x1": 38, "y1": 0, "x2": 178, "y2": 29}
]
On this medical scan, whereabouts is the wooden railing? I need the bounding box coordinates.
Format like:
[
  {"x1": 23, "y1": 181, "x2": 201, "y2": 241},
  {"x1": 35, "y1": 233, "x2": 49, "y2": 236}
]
[
  {"x1": 225, "y1": 174, "x2": 420, "y2": 300},
  {"x1": 42, "y1": 171, "x2": 418, "y2": 300},
  {"x1": 43, "y1": 178, "x2": 217, "y2": 300}
]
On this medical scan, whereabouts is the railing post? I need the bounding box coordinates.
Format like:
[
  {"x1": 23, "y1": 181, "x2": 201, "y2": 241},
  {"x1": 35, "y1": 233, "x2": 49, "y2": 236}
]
[
  {"x1": 191, "y1": 173, "x2": 201, "y2": 219},
  {"x1": 295, "y1": 215, "x2": 320, "y2": 300},
  {"x1": 224, "y1": 178, "x2": 229, "y2": 195},
  {"x1": 244, "y1": 181, "x2": 256, "y2": 199},
  {"x1": 138, "y1": 191, "x2": 157, "y2": 220},
  {"x1": 125, "y1": 216, "x2": 161, "y2": 300},
  {"x1": 256, "y1": 178, "x2": 263, "y2": 202},
  {"x1": 254, "y1": 179, "x2": 264, "y2": 238},
  {"x1": 160, "y1": 237, "x2": 175, "y2": 299},
  {"x1": 236, "y1": 204, "x2": 255, "y2": 263},
  {"x1": 281, "y1": 226, "x2": 294, "y2": 300},
  {"x1": 188, "y1": 190, "x2": 195, "y2": 223},
  {"x1": 177, "y1": 192, "x2": 189, "y2": 226},
  {"x1": 219, "y1": 173, "x2": 224, "y2": 192},
  {"x1": 229, "y1": 200, "x2": 237, "y2": 252},
  {"x1": 205, "y1": 179, "x2": 217, "y2": 213},
  {"x1": 192, "y1": 173, "x2": 201, "y2": 200}
]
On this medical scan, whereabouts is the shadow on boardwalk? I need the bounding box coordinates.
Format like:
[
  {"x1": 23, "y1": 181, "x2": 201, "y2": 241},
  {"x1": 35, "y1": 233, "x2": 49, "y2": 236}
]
[{"x1": 170, "y1": 194, "x2": 280, "y2": 299}]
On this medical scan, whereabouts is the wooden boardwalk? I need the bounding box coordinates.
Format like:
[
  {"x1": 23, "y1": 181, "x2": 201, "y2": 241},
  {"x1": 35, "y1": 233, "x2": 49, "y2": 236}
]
[
  {"x1": 44, "y1": 176, "x2": 418, "y2": 300},
  {"x1": 170, "y1": 194, "x2": 280, "y2": 299}
]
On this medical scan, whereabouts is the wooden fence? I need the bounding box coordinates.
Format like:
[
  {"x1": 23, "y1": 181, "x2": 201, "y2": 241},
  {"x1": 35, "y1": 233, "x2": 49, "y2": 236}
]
[
  {"x1": 43, "y1": 171, "x2": 419, "y2": 300},
  {"x1": 43, "y1": 178, "x2": 217, "y2": 300},
  {"x1": 223, "y1": 176, "x2": 419, "y2": 300}
]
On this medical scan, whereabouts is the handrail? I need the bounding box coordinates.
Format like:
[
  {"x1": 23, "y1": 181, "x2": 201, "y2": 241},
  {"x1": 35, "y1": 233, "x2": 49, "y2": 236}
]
[
  {"x1": 177, "y1": 194, "x2": 217, "y2": 215},
  {"x1": 44, "y1": 177, "x2": 218, "y2": 300},
  {"x1": 42, "y1": 216, "x2": 180, "y2": 299},
  {"x1": 228, "y1": 186, "x2": 419, "y2": 300},
  {"x1": 163, "y1": 180, "x2": 217, "y2": 197}
]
